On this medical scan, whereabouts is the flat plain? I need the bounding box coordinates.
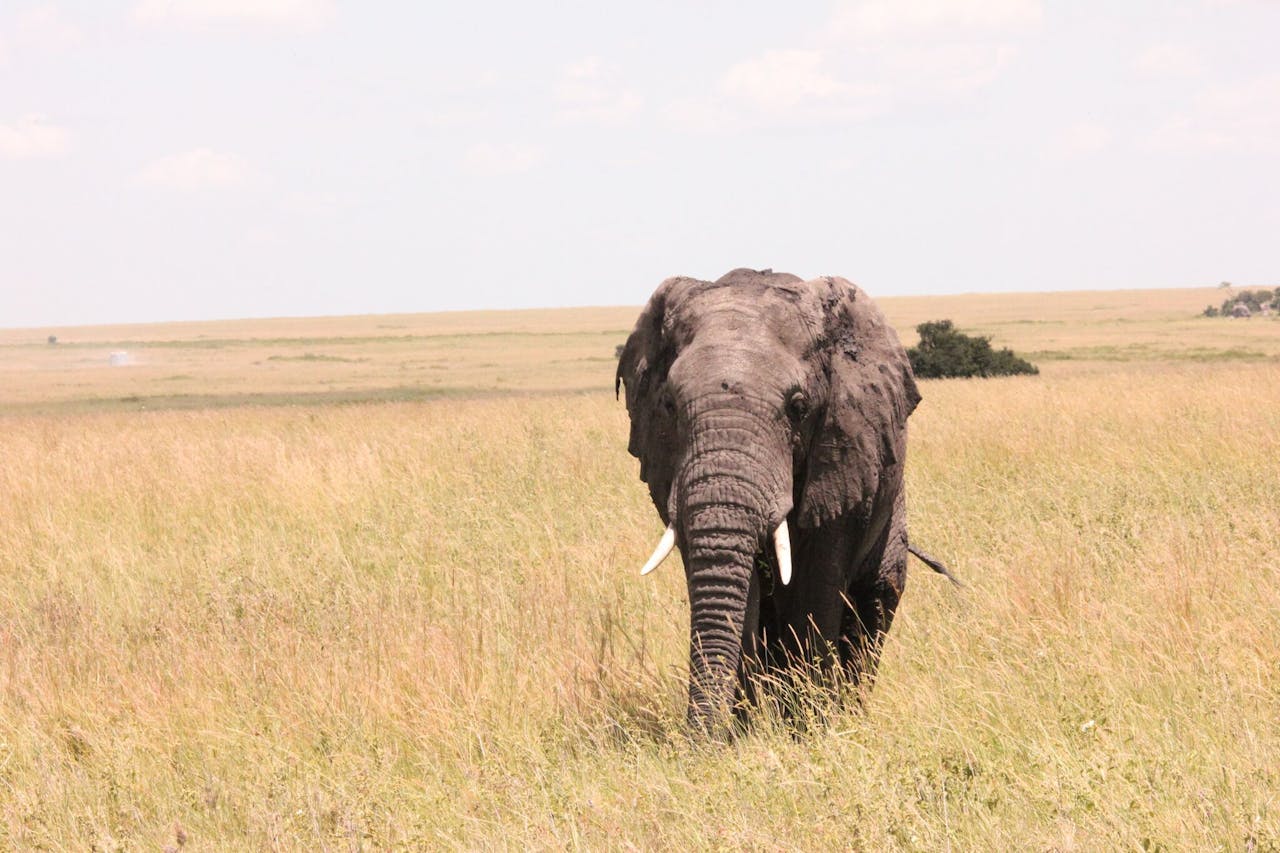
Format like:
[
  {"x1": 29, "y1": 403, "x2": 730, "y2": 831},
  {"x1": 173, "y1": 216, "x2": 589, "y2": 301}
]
[{"x1": 2, "y1": 285, "x2": 1278, "y2": 849}]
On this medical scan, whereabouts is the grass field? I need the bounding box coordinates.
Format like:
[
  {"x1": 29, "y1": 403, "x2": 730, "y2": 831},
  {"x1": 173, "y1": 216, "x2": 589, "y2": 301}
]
[
  {"x1": 5, "y1": 285, "x2": 1277, "y2": 416},
  {"x1": 2, "y1": 286, "x2": 1278, "y2": 849}
]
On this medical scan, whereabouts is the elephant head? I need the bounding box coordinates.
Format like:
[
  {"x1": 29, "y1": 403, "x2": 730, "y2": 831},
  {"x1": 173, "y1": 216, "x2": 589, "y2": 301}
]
[{"x1": 617, "y1": 268, "x2": 920, "y2": 732}]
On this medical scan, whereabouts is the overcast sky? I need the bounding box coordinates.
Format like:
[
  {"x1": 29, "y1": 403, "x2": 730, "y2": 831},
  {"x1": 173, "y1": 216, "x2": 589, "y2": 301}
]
[{"x1": 2, "y1": 0, "x2": 1277, "y2": 327}]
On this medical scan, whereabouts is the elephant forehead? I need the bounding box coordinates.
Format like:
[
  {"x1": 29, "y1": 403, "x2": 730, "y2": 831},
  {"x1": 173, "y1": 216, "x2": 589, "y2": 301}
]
[
  {"x1": 668, "y1": 285, "x2": 811, "y2": 346},
  {"x1": 668, "y1": 340, "x2": 805, "y2": 394}
]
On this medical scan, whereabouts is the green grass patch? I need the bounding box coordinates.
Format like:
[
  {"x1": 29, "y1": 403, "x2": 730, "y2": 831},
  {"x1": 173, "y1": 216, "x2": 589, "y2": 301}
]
[
  {"x1": 1030, "y1": 344, "x2": 1273, "y2": 362},
  {"x1": 266, "y1": 353, "x2": 368, "y2": 363}
]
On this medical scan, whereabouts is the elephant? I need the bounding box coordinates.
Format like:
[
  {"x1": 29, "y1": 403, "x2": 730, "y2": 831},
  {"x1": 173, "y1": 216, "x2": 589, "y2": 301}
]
[{"x1": 616, "y1": 268, "x2": 952, "y2": 734}]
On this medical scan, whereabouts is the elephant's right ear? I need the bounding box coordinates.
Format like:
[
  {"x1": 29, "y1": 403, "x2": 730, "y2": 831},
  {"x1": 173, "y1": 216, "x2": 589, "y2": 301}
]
[
  {"x1": 797, "y1": 276, "x2": 920, "y2": 529},
  {"x1": 616, "y1": 277, "x2": 687, "y2": 524}
]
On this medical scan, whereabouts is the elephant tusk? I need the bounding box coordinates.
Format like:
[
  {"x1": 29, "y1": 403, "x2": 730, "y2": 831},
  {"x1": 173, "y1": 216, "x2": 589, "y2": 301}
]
[
  {"x1": 640, "y1": 525, "x2": 677, "y2": 575},
  {"x1": 774, "y1": 520, "x2": 792, "y2": 586}
]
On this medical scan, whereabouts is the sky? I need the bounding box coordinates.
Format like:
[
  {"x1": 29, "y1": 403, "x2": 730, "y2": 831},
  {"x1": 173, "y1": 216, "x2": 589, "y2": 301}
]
[{"x1": 1, "y1": 0, "x2": 1278, "y2": 328}]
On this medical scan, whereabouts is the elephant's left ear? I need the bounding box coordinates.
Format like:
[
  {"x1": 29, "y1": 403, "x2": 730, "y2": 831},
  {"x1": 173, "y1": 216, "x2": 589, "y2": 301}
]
[
  {"x1": 617, "y1": 277, "x2": 693, "y2": 524},
  {"x1": 797, "y1": 277, "x2": 920, "y2": 529}
]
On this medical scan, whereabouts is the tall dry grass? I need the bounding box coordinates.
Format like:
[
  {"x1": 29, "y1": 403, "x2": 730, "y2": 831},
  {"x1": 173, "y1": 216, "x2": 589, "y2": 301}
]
[{"x1": 2, "y1": 354, "x2": 1278, "y2": 848}]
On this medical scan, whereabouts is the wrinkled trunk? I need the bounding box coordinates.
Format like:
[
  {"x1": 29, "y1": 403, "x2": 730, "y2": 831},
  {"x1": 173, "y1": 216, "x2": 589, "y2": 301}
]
[
  {"x1": 683, "y1": 501, "x2": 759, "y2": 731},
  {"x1": 677, "y1": 404, "x2": 786, "y2": 734}
]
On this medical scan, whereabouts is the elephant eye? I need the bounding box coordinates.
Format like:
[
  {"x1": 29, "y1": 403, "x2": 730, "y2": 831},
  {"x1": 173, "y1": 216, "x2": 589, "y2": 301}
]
[{"x1": 786, "y1": 391, "x2": 808, "y2": 421}]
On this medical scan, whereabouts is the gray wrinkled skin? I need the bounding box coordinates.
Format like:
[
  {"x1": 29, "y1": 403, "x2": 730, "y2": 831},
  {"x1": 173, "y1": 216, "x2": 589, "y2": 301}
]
[{"x1": 617, "y1": 268, "x2": 921, "y2": 734}]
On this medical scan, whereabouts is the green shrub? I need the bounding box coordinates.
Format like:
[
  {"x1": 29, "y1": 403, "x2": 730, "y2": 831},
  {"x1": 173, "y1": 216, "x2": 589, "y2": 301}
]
[
  {"x1": 907, "y1": 320, "x2": 1039, "y2": 379},
  {"x1": 1213, "y1": 287, "x2": 1280, "y2": 316}
]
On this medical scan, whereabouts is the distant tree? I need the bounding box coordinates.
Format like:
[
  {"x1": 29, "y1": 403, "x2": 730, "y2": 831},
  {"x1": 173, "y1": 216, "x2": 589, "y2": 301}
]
[
  {"x1": 1219, "y1": 281, "x2": 1233, "y2": 289},
  {"x1": 907, "y1": 320, "x2": 1039, "y2": 379},
  {"x1": 1218, "y1": 288, "x2": 1278, "y2": 316},
  {"x1": 47, "y1": 335, "x2": 57, "y2": 345},
  {"x1": 1202, "y1": 305, "x2": 1220, "y2": 317}
]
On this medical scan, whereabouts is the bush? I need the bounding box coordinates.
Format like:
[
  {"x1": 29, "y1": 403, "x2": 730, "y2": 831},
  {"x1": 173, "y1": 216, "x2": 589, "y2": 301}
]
[
  {"x1": 1212, "y1": 287, "x2": 1280, "y2": 316},
  {"x1": 907, "y1": 320, "x2": 1039, "y2": 379}
]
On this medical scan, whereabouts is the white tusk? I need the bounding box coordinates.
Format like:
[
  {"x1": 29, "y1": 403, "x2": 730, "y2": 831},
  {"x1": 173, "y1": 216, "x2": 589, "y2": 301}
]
[
  {"x1": 774, "y1": 520, "x2": 792, "y2": 586},
  {"x1": 640, "y1": 525, "x2": 676, "y2": 575}
]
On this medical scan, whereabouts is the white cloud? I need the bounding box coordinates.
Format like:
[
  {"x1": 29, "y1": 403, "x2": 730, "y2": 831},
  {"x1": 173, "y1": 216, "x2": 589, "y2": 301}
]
[
  {"x1": 0, "y1": 4, "x2": 84, "y2": 60},
  {"x1": 722, "y1": 50, "x2": 847, "y2": 109},
  {"x1": 717, "y1": 49, "x2": 886, "y2": 125},
  {"x1": 664, "y1": 49, "x2": 887, "y2": 131},
  {"x1": 1144, "y1": 75, "x2": 1280, "y2": 154},
  {"x1": 461, "y1": 142, "x2": 542, "y2": 177},
  {"x1": 1132, "y1": 43, "x2": 1203, "y2": 78},
  {"x1": 824, "y1": 0, "x2": 1038, "y2": 99},
  {"x1": 670, "y1": 0, "x2": 1037, "y2": 132},
  {"x1": 1047, "y1": 121, "x2": 1112, "y2": 159},
  {"x1": 14, "y1": 4, "x2": 84, "y2": 53},
  {"x1": 661, "y1": 96, "x2": 741, "y2": 134},
  {"x1": 829, "y1": 0, "x2": 1042, "y2": 40},
  {"x1": 879, "y1": 42, "x2": 1018, "y2": 94},
  {"x1": 283, "y1": 190, "x2": 340, "y2": 215},
  {"x1": 245, "y1": 225, "x2": 280, "y2": 245},
  {"x1": 136, "y1": 148, "x2": 251, "y2": 190},
  {"x1": 421, "y1": 108, "x2": 489, "y2": 130},
  {"x1": 0, "y1": 114, "x2": 71, "y2": 159},
  {"x1": 133, "y1": 0, "x2": 335, "y2": 29},
  {"x1": 555, "y1": 57, "x2": 643, "y2": 125}
]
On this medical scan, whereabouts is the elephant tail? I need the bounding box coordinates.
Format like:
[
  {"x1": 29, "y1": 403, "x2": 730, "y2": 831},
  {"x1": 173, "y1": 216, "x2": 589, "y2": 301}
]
[{"x1": 908, "y1": 544, "x2": 963, "y2": 588}]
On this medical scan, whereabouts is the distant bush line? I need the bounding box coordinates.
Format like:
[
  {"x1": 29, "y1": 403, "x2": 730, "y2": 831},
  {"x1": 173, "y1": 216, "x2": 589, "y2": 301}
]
[
  {"x1": 907, "y1": 320, "x2": 1039, "y2": 379},
  {"x1": 1203, "y1": 288, "x2": 1280, "y2": 317}
]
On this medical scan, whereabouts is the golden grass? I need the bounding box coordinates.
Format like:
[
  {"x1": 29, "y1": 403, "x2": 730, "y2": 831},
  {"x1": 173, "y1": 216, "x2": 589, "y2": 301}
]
[
  {"x1": 0, "y1": 306, "x2": 636, "y2": 412},
  {"x1": 1, "y1": 288, "x2": 1278, "y2": 848},
  {"x1": 5, "y1": 285, "x2": 1274, "y2": 415}
]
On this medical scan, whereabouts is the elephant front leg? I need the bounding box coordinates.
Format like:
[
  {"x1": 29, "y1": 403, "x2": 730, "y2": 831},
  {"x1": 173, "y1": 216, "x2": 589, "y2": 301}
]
[
  {"x1": 839, "y1": 489, "x2": 910, "y2": 691},
  {"x1": 838, "y1": 578, "x2": 902, "y2": 691}
]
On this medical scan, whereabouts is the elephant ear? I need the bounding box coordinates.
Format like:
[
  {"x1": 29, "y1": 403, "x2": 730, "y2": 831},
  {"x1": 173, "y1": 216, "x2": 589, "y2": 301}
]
[
  {"x1": 616, "y1": 277, "x2": 695, "y2": 524},
  {"x1": 797, "y1": 277, "x2": 921, "y2": 529}
]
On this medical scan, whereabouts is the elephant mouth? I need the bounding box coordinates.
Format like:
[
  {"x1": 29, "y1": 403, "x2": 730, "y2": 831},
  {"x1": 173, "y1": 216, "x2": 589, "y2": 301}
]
[{"x1": 637, "y1": 518, "x2": 793, "y2": 586}]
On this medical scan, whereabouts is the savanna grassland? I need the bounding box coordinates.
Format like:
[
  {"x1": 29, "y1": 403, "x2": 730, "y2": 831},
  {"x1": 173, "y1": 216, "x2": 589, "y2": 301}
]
[{"x1": 2, "y1": 286, "x2": 1278, "y2": 850}]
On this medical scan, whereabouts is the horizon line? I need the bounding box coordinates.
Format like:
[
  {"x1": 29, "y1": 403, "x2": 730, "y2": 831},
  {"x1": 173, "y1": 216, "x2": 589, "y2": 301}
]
[{"x1": 3, "y1": 281, "x2": 1261, "y2": 335}]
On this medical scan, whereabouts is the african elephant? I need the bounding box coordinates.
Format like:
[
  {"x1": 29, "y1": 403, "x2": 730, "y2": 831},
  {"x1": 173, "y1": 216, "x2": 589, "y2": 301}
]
[{"x1": 617, "y1": 268, "x2": 936, "y2": 734}]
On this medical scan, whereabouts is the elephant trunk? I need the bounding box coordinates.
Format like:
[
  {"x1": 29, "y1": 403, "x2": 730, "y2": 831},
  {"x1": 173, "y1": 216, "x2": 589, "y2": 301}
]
[
  {"x1": 682, "y1": 505, "x2": 759, "y2": 731},
  {"x1": 676, "y1": 410, "x2": 790, "y2": 733}
]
